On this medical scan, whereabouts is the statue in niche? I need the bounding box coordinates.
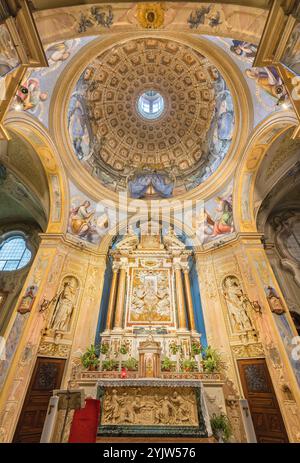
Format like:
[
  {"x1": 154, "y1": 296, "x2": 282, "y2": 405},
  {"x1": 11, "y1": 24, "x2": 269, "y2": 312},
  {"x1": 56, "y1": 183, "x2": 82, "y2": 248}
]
[
  {"x1": 115, "y1": 225, "x2": 139, "y2": 252},
  {"x1": 222, "y1": 276, "x2": 254, "y2": 333},
  {"x1": 163, "y1": 227, "x2": 185, "y2": 251},
  {"x1": 48, "y1": 277, "x2": 79, "y2": 332}
]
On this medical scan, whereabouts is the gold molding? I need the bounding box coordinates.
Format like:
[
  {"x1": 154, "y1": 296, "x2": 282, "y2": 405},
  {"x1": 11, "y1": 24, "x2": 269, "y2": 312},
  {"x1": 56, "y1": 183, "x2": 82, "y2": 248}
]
[
  {"x1": 233, "y1": 110, "x2": 298, "y2": 233},
  {"x1": 4, "y1": 112, "x2": 68, "y2": 234},
  {"x1": 0, "y1": 1, "x2": 48, "y2": 140}
]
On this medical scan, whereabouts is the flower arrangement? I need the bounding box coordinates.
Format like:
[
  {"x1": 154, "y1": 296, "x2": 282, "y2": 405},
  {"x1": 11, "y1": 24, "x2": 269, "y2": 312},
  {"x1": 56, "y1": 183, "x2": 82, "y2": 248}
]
[
  {"x1": 210, "y1": 413, "x2": 232, "y2": 442},
  {"x1": 81, "y1": 344, "x2": 100, "y2": 371}
]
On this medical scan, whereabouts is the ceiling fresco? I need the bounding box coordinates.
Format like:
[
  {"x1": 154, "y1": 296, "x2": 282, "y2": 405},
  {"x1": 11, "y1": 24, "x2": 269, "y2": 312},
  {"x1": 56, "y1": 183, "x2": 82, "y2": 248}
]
[
  {"x1": 11, "y1": 36, "x2": 96, "y2": 127},
  {"x1": 67, "y1": 37, "x2": 235, "y2": 197},
  {"x1": 206, "y1": 36, "x2": 290, "y2": 126}
]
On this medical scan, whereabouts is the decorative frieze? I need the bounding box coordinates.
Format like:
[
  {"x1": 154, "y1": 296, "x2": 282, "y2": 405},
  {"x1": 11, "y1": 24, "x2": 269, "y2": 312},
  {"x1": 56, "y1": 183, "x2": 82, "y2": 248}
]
[{"x1": 38, "y1": 341, "x2": 71, "y2": 358}]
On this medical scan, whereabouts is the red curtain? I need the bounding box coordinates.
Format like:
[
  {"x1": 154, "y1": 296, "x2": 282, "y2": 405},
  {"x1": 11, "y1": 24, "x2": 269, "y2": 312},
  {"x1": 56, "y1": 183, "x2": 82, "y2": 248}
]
[{"x1": 68, "y1": 398, "x2": 100, "y2": 443}]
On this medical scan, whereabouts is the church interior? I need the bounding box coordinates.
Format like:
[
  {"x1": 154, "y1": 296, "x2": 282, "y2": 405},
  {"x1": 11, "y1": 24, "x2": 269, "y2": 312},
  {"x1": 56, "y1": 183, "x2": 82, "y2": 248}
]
[{"x1": 0, "y1": 0, "x2": 300, "y2": 444}]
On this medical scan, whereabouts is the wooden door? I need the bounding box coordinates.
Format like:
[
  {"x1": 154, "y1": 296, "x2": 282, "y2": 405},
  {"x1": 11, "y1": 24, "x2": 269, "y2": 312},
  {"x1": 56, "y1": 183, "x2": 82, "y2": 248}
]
[
  {"x1": 13, "y1": 357, "x2": 65, "y2": 443},
  {"x1": 238, "y1": 358, "x2": 289, "y2": 443}
]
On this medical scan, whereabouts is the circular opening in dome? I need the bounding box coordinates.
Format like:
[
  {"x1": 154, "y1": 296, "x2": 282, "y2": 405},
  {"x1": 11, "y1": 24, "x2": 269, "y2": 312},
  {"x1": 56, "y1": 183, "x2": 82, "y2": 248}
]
[{"x1": 137, "y1": 90, "x2": 164, "y2": 120}]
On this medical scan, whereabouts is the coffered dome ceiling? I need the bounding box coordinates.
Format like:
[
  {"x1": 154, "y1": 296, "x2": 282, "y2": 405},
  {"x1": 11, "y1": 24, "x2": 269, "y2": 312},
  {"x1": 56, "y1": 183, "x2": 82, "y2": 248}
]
[{"x1": 67, "y1": 37, "x2": 235, "y2": 197}]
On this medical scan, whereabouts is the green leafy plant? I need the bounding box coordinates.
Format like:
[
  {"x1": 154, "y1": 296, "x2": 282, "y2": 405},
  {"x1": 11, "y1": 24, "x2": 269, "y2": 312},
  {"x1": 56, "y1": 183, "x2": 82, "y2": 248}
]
[
  {"x1": 201, "y1": 345, "x2": 223, "y2": 373},
  {"x1": 210, "y1": 413, "x2": 232, "y2": 442},
  {"x1": 102, "y1": 359, "x2": 118, "y2": 371},
  {"x1": 81, "y1": 344, "x2": 100, "y2": 371},
  {"x1": 191, "y1": 341, "x2": 202, "y2": 356},
  {"x1": 119, "y1": 343, "x2": 128, "y2": 355},
  {"x1": 161, "y1": 357, "x2": 174, "y2": 372},
  {"x1": 169, "y1": 342, "x2": 179, "y2": 355},
  {"x1": 124, "y1": 357, "x2": 138, "y2": 371},
  {"x1": 100, "y1": 343, "x2": 109, "y2": 355},
  {"x1": 181, "y1": 358, "x2": 197, "y2": 372}
]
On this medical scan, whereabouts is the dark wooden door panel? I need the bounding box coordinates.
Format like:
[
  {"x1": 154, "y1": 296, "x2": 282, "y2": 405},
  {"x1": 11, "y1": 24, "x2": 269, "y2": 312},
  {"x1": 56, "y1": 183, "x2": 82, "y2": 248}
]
[
  {"x1": 238, "y1": 358, "x2": 289, "y2": 443},
  {"x1": 13, "y1": 357, "x2": 65, "y2": 443}
]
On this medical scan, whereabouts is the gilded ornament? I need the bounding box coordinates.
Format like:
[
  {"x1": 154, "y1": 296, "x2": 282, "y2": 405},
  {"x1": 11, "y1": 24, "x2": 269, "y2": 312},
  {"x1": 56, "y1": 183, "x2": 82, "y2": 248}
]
[{"x1": 137, "y1": 3, "x2": 165, "y2": 29}]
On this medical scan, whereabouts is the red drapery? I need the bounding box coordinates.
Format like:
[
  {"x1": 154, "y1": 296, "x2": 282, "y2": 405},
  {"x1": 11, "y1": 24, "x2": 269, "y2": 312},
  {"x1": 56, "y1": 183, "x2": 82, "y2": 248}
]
[{"x1": 68, "y1": 398, "x2": 100, "y2": 443}]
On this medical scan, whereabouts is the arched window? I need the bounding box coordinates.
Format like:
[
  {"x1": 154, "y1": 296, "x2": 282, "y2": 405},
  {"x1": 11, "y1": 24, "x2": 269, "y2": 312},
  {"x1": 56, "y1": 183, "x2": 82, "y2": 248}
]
[{"x1": 0, "y1": 235, "x2": 32, "y2": 271}]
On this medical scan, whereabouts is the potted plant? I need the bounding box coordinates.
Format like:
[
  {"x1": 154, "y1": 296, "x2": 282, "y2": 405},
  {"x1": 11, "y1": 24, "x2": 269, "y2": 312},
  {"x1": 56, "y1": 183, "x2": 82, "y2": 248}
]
[
  {"x1": 119, "y1": 343, "x2": 128, "y2": 355},
  {"x1": 169, "y1": 341, "x2": 179, "y2": 356},
  {"x1": 191, "y1": 341, "x2": 202, "y2": 357},
  {"x1": 161, "y1": 357, "x2": 173, "y2": 372},
  {"x1": 81, "y1": 344, "x2": 100, "y2": 371},
  {"x1": 201, "y1": 346, "x2": 224, "y2": 373},
  {"x1": 181, "y1": 358, "x2": 197, "y2": 372},
  {"x1": 102, "y1": 359, "x2": 118, "y2": 371},
  {"x1": 100, "y1": 342, "x2": 110, "y2": 355},
  {"x1": 124, "y1": 357, "x2": 138, "y2": 371},
  {"x1": 210, "y1": 413, "x2": 232, "y2": 443}
]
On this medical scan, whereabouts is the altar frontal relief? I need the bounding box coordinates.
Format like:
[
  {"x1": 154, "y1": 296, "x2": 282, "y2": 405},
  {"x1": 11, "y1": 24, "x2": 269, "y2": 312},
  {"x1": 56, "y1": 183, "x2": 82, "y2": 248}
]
[
  {"x1": 101, "y1": 387, "x2": 198, "y2": 427},
  {"x1": 128, "y1": 269, "x2": 173, "y2": 325}
]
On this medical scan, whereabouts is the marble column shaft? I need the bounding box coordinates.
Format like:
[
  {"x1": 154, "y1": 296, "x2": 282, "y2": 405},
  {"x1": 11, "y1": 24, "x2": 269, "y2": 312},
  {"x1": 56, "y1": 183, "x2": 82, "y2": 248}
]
[
  {"x1": 113, "y1": 267, "x2": 126, "y2": 329},
  {"x1": 106, "y1": 268, "x2": 119, "y2": 330},
  {"x1": 183, "y1": 269, "x2": 196, "y2": 331},
  {"x1": 175, "y1": 266, "x2": 187, "y2": 330}
]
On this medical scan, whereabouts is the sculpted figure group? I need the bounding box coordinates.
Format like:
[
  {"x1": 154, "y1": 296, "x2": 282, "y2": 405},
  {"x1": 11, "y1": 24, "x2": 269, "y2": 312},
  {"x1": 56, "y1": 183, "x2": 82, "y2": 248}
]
[{"x1": 102, "y1": 388, "x2": 197, "y2": 426}]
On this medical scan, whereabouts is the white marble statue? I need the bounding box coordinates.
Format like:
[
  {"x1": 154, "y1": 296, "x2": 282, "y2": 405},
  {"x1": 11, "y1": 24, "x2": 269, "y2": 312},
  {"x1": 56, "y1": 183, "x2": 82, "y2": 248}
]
[
  {"x1": 163, "y1": 227, "x2": 185, "y2": 251},
  {"x1": 223, "y1": 276, "x2": 254, "y2": 333},
  {"x1": 48, "y1": 277, "x2": 78, "y2": 332}
]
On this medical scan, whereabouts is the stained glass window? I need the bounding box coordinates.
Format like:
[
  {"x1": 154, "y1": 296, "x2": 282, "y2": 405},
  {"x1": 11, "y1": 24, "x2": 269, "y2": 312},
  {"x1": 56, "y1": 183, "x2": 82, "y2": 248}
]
[{"x1": 0, "y1": 236, "x2": 32, "y2": 271}]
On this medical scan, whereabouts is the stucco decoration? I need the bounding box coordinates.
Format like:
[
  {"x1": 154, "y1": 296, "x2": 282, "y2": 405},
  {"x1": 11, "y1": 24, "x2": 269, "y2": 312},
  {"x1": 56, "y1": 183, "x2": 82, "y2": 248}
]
[{"x1": 33, "y1": 4, "x2": 267, "y2": 45}]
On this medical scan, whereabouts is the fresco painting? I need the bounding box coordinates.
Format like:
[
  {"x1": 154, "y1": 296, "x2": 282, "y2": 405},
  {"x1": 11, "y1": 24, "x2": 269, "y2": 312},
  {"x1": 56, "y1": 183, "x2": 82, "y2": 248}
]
[
  {"x1": 12, "y1": 37, "x2": 96, "y2": 126},
  {"x1": 68, "y1": 182, "x2": 110, "y2": 245}
]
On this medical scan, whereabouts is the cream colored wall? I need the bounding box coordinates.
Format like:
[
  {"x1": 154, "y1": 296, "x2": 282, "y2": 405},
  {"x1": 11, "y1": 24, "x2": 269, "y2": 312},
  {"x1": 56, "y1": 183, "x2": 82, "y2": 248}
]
[{"x1": 195, "y1": 236, "x2": 300, "y2": 442}]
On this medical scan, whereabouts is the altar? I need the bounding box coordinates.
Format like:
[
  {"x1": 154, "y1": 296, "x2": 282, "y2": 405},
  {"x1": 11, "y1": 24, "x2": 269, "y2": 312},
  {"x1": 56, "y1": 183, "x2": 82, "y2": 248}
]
[
  {"x1": 74, "y1": 225, "x2": 227, "y2": 439},
  {"x1": 96, "y1": 379, "x2": 212, "y2": 438}
]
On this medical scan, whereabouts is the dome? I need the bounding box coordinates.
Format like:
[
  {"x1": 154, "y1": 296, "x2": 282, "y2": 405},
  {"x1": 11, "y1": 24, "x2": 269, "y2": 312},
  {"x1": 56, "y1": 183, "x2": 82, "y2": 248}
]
[{"x1": 67, "y1": 37, "x2": 235, "y2": 197}]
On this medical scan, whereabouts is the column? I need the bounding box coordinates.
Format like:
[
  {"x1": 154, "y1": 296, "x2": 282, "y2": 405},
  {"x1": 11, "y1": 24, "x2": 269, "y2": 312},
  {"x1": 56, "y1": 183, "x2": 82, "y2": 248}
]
[
  {"x1": 183, "y1": 268, "x2": 196, "y2": 332},
  {"x1": 105, "y1": 266, "x2": 119, "y2": 330},
  {"x1": 174, "y1": 264, "x2": 187, "y2": 330},
  {"x1": 113, "y1": 266, "x2": 126, "y2": 330}
]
